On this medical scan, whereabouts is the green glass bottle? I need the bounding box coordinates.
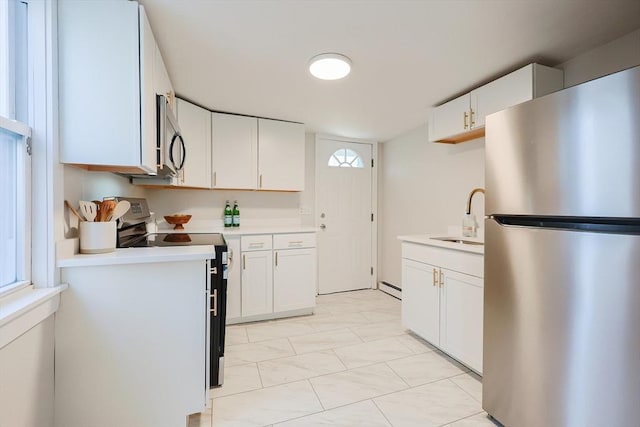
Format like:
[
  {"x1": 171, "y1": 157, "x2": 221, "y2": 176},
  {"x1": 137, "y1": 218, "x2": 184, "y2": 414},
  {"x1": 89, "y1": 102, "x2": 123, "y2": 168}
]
[
  {"x1": 232, "y1": 200, "x2": 240, "y2": 227},
  {"x1": 224, "y1": 200, "x2": 232, "y2": 228}
]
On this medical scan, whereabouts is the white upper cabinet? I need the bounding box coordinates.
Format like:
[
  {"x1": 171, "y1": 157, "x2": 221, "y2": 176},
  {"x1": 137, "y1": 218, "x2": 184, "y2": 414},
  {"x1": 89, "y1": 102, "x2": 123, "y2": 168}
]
[
  {"x1": 140, "y1": 8, "x2": 157, "y2": 174},
  {"x1": 154, "y1": 45, "x2": 175, "y2": 111},
  {"x1": 58, "y1": 2, "x2": 160, "y2": 174},
  {"x1": 429, "y1": 94, "x2": 473, "y2": 144},
  {"x1": 175, "y1": 99, "x2": 212, "y2": 189},
  {"x1": 430, "y1": 63, "x2": 564, "y2": 143},
  {"x1": 258, "y1": 119, "x2": 305, "y2": 191},
  {"x1": 211, "y1": 113, "x2": 305, "y2": 191},
  {"x1": 211, "y1": 113, "x2": 258, "y2": 190}
]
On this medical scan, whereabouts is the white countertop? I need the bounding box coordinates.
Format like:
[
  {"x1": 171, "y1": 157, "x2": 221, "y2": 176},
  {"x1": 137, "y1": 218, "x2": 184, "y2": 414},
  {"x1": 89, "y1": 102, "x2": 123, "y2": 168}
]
[
  {"x1": 398, "y1": 233, "x2": 484, "y2": 255},
  {"x1": 57, "y1": 245, "x2": 216, "y2": 268},
  {"x1": 56, "y1": 222, "x2": 318, "y2": 268}
]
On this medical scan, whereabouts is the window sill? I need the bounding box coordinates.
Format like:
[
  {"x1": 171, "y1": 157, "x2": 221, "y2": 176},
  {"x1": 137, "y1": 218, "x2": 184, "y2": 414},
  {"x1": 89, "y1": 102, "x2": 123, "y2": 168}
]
[{"x1": 0, "y1": 284, "x2": 67, "y2": 349}]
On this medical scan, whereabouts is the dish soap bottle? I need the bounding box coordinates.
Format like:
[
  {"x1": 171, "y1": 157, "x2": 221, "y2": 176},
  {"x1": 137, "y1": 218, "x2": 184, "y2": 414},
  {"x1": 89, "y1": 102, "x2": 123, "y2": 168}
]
[
  {"x1": 232, "y1": 200, "x2": 240, "y2": 227},
  {"x1": 224, "y1": 200, "x2": 232, "y2": 228},
  {"x1": 462, "y1": 213, "x2": 477, "y2": 237}
]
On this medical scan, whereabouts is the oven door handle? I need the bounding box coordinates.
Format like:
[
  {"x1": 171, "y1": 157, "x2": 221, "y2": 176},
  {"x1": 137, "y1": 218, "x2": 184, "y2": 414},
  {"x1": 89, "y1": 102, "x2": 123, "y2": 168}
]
[{"x1": 210, "y1": 289, "x2": 217, "y2": 317}]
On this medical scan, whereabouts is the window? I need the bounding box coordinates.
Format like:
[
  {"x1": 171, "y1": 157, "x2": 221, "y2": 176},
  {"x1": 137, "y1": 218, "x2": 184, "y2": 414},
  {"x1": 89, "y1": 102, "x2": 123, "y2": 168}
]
[
  {"x1": 327, "y1": 148, "x2": 364, "y2": 168},
  {"x1": 1, "y1": 0, "x2": 31, "y2": 290}
]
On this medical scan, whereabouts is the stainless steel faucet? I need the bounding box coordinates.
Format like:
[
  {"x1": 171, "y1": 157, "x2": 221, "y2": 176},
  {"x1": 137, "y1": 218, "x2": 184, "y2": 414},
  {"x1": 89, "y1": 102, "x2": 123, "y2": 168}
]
[{"x1": 466, "y1": 188, "x2": 485, "y2": 214}]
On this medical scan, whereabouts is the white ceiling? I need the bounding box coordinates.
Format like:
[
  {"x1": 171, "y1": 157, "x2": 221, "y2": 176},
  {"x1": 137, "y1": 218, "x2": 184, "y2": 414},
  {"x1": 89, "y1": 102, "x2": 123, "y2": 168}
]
[{"x1": 140, "y1": 0, "x2": 640, "y2": 142}]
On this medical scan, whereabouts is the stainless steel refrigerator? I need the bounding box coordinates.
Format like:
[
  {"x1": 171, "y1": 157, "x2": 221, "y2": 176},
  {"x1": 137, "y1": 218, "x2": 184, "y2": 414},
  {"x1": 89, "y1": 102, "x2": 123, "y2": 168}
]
[{"x1": 484, "y1": 65, "x2": 640, "y2": 427}]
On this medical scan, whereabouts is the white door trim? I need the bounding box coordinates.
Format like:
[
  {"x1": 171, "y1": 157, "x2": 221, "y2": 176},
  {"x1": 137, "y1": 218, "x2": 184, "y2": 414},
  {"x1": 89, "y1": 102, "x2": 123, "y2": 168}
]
[{"x1": 314, "y1": 134, "x2": 378, "y2": 291}]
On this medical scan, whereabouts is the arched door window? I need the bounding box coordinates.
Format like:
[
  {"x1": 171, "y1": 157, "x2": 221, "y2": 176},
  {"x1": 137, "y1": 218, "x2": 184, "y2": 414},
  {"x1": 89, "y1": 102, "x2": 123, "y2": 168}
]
[{"x1": 327, "y1": 148, "x2": 364, "y2": 168}]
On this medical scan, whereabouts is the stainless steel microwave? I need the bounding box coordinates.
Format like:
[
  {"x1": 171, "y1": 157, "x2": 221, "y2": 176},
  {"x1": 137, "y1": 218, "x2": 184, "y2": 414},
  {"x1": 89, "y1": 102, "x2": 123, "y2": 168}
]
[{"x1": 156, "y1": 94, "x2": 185, "y2": 178}]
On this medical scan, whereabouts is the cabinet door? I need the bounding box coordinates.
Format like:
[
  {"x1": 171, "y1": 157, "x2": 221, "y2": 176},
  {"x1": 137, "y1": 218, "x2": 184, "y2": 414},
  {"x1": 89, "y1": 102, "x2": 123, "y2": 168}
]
[
  {"x1": 154, "y1": 44, "x2": 175, "y2": 110},
  {"x1": 225, "y1": 237, "x2": 241, "y2": 321},
  {"x1": 440, "y1": 268, "x2": 483, "y2": 373},
  {"x1": 212, "y1": 113, "x2": 258, "y2": 190},
  {"x1": 58, "y1": 2, "x2": 154, "y2": 173},
  {"x1": 429, "y1": 93, "x2": 471, "y2": 142},
  {"x1": 401, "y1": 259, "x2": 440, "y2": 346},
  {"x1": 175, "y1": 99, "x2": 212, "y2": 188},
  {"x1": 258, "y1": 119, "x2": 305, "y2": 191},
  {"x1": 139, "y1": 6, "x2": 158, "y2": 173},
  {"x1": 472, "y1": 64, "x2": 533, "y2": 129},
  {"x1": 241, "y1": 250, "x2": 273, "y2": 317},
  {"x1": 273, "y1": 248, "x2": 316, "y2": 312}
]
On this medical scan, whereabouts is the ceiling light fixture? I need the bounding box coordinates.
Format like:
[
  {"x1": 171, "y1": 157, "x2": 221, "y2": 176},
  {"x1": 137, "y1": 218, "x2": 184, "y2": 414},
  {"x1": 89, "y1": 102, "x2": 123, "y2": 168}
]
[{"x1": 309, "y1": 53, "x2": 352, "y2": 80}]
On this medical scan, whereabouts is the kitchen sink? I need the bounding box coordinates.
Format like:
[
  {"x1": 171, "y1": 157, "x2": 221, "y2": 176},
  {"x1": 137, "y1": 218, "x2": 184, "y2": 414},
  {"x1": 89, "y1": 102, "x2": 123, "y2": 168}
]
[{"x1": 430, "y1": 237, "x2": 484, "y2": 246}]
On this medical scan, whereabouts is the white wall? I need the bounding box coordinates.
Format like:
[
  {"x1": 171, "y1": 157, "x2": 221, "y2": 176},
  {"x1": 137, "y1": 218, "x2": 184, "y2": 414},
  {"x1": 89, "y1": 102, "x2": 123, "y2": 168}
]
[
  {"x1": 0, "y1": 316, "x2": 55, "y2": 427},
  {"x1": 145, "y1": 187, "x2": 302, "y2": 225},
  {"x1": 378, "y1": 125, "x2": 485, "y2": 287},
  {"x1": 560, "y1": 28, "x2": 640, "y2": 87}
]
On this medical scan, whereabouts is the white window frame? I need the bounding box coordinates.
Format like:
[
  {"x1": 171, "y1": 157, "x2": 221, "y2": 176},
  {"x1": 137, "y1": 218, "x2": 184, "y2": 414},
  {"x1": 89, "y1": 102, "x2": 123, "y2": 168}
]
[
  {"x1": 0, "y1": 118, "x2": 31, "y2": 295},
  {"x1": 0, "y1": 0, "x2": 32, "y2": 296}
]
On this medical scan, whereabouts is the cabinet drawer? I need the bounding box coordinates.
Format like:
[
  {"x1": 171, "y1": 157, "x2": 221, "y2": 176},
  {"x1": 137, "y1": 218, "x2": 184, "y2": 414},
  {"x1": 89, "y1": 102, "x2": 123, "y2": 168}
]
[
  {"x1": 241, "y1": 235, "x2": 273, "y2": 251},
  {"x1": 273, "y1": 233, "x2": 316, "y2": 249},
  {"x1": 402, "y1": 242, "x2": 484, "y2": 279}
]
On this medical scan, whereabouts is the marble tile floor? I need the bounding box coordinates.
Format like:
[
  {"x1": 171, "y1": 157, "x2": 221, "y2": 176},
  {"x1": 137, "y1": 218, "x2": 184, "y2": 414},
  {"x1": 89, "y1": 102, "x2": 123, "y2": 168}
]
[{"x1": 192, "y1": 289, "x2": 498, "y2": 427}]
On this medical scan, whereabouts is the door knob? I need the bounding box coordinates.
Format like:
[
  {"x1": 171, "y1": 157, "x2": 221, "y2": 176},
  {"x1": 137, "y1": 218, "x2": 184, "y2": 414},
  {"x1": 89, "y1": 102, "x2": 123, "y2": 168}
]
[{"x1": 320, "y1": 224, "x2": 326, "y2": 230}]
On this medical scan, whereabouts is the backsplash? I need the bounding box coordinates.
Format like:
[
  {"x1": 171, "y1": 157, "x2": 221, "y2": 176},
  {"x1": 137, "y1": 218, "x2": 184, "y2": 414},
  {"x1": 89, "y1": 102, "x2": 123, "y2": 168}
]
[
  {"x1": 144, "y1": 188, "x2": 303, "y2": 224},
  {"x1": 64, "y1": 166, "x2": 145, "y2": 203}
]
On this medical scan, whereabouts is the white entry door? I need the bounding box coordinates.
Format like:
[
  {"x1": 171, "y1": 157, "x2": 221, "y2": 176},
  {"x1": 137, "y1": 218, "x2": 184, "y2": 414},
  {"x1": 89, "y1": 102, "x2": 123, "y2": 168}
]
[{"x1": 316, "y1": 138, "x2": 373, "y2": 294}]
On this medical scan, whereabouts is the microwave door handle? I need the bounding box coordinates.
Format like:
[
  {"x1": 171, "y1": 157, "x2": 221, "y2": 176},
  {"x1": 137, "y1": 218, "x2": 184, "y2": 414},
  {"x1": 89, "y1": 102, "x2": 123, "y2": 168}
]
[
  {"x1": 178, "y1": 135, "x2": 186, "y2": 171},
  {"x1": 169, "y1": 134, "x2": 186, "y2": 171}
]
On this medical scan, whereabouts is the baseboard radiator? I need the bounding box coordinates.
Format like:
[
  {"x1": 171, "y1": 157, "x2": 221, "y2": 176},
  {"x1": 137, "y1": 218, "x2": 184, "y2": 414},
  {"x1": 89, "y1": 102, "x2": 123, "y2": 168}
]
[{"x1": 379, "y1": 281, "x2": 401, "y2": 299}]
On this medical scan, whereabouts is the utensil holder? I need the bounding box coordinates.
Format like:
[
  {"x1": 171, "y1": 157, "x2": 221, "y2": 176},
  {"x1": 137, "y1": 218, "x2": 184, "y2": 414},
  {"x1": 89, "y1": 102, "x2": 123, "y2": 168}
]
[{"x1": 80, "y1": 221, "x2": 116, "y2": 254}]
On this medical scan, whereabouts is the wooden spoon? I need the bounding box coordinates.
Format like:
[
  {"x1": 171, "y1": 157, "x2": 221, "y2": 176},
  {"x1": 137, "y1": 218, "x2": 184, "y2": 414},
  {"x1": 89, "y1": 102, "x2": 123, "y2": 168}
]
[
  {"x1": 99, "y1": 200, "x2": 117, "y2": 222},
  {"x1": 92, "y1": 200, "x2": 102, "y2": 223},
  {"x1": 107, "y1": 200, "x2": 131, "y2": 222},
  {"x1": 64, "y1": 200, "x2": 84, "y2": 222}
]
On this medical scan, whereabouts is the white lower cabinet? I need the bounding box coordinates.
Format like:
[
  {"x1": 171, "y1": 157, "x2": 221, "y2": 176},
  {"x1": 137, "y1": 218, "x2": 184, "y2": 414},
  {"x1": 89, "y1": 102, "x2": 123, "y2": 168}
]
[
  {"x1": 273, "y1": 248, "x2": 316, "y2": 312},
  {"x1": 440, "y1": 269, "x2": 484, "y2": 373},
  {"x1": 241, "y1": 250, "x2": 274, "y2": 317},
  {"x1": 225, "y1": 236, "x2": 241, "y2": 320},
  {"x1": 57, "y1": 261, "x2": 206, "y2": 427},
  {"x1": 228, "y1": 232, "x2": 317, "y2": 324},
  {"x1": 402, "y1": 259, "x2": 440, "y2": 345},
  {"x1": 401, "y1": 242, "x2": 484, "y2": 374}
]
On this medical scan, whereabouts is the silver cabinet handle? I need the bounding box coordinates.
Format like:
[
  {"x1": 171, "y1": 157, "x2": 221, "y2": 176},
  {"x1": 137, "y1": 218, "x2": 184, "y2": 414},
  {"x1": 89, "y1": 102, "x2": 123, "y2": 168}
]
[
  {"x1": 210, "y1": 289, "x2": 217, "y2": 316},
  {"x1": 320, "y1": 224, "x2": 326, "y2": 230},
  {"x1": 275, "y1": 251, "x2": 278, "y2": 267},
  {"x1": 242, "y1": 254, "x2": 246, "y2": 270},
  {"x1": 432, "y1": 268, "x2": 437, "y2": 287}
]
